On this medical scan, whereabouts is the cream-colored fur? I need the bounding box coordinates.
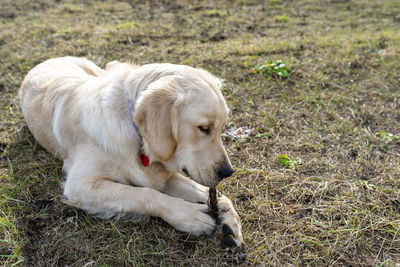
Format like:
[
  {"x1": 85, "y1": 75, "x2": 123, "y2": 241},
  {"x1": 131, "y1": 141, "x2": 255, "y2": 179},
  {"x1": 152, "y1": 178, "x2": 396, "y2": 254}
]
[{"x1": 19, "y1": 56, "x2": 243, "y2": 245}]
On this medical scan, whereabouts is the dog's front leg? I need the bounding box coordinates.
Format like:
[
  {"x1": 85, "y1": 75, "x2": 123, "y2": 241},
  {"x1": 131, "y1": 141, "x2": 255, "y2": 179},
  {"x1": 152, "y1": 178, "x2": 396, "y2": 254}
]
[
  {"x1": 163, "y1": 174, "x2": 244, "y2": 247},
  {"x1": 162, "y1": 173, "x2": 209, "y2": 204},
  {"x1": 63, "y1": 157, "x2": 215, "y2": 236}
]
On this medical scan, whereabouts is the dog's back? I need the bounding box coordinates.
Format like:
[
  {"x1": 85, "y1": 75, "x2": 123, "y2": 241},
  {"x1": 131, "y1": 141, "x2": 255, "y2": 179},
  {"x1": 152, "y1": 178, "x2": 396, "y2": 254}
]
[{"x1": 19, "y1": 57, "x2": 106, "y2": 158}]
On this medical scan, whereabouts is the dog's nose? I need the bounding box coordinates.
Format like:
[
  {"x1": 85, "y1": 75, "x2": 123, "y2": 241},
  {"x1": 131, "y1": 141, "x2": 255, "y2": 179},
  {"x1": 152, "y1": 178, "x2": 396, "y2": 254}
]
[{"x1": 217, "y1": 164, "x2": 233, "y2": 180}]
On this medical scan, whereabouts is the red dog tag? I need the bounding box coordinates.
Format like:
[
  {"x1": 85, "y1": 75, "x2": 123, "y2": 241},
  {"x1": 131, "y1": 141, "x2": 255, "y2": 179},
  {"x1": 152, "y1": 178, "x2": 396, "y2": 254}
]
[{"x1": 141, "y1": 154, "x2": 149, "y2": 167}]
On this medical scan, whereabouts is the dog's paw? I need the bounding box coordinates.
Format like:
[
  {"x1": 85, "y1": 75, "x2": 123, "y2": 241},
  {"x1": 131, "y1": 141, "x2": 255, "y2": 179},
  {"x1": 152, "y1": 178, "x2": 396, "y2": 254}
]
[
  {"x1": 162, "y1": 200, "x2": 216, "y2": 237},
  {"x1": 215, "y1": 195, "x2": 244, "y2": 248}
]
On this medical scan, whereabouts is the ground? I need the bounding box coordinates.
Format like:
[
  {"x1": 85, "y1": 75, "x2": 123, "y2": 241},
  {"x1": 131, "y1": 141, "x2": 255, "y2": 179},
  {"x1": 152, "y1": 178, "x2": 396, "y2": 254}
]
[{"x1": 1, "y1": 0, "x2": 400, "y2": 266}]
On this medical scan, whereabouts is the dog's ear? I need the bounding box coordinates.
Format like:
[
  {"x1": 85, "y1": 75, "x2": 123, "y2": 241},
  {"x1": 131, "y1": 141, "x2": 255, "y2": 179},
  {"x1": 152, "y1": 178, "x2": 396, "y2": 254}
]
[{"x1": 134, "y1": 77, "x2": 182, "y2": 162}]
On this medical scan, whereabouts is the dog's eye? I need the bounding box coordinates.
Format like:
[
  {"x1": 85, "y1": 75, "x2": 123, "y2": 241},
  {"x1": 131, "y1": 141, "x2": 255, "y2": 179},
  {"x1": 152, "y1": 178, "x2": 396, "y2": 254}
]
[{"x1": 198, "y1": 125, "x2": 210, "y2": 135}]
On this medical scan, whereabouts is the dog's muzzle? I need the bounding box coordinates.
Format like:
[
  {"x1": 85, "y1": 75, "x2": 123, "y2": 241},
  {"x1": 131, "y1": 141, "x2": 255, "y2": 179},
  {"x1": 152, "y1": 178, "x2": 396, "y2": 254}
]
[{"x1": 216, "y1": 163, "x2": 233, "y2": 180}]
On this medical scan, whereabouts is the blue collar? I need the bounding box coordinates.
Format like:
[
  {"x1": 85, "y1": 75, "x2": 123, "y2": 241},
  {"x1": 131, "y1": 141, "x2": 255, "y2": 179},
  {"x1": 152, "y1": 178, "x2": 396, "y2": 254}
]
[
  {"x1": 125, "y1": 90, "x2": 142, "y2": 139},
  {"x1": 126, "y1": 91, "x2": 149, "y2": 167}
]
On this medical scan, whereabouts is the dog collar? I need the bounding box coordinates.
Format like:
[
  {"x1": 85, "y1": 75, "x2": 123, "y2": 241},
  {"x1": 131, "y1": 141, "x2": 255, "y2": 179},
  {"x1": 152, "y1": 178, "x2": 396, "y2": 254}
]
[
  {"x1": 126, "y1": 90, "x2": 149, "y2": 167},
  {"x1": 126, "y1": 90, "x2": 142, "y2": 139}
]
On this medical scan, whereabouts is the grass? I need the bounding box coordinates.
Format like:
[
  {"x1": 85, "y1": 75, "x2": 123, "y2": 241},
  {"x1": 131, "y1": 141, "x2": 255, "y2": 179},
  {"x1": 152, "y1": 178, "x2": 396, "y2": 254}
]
[{"x1": 1, "y1": 0, "x2": 400, "y2": 265}]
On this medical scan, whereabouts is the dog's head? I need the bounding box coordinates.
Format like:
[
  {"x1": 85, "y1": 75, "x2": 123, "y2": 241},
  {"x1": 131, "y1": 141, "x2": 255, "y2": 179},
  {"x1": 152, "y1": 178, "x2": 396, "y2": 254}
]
[{"x1": 134, "y1": 65, "x2": 233, "y2": 187}]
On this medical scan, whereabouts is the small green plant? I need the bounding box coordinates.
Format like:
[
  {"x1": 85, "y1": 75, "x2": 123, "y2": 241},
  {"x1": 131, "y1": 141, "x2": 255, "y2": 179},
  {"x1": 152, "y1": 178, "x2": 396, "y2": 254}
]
[
  {"x1": 277, "y1": 154, "x2": 302, "y2": 168},
  {"x1": 118, "y1": 21, "x2": 137, "y2": 30},
  {"x1": 269, "y1": 0, "x2": 282, "y2": 5},
  {"x1": 356, "y1": 180, "x2": 375, "y2": 190},
  {"x1": 376, "y1": 131, "x2": 400, "y2": 142},
  {"x1": 275, "y1": 16, "x2": 289, "y2": 23},
  {"x1": 257, "y1": 60, "x2": 292, "y2": 78}
]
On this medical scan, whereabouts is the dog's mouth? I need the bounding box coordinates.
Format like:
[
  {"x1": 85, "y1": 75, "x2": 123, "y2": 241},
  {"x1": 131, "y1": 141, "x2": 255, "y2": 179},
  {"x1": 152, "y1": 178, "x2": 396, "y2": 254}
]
[
  {"x1": 181, "y1": 167, "x2": 220, "y2": 187},
  {"x1": 182, "y1": 167, "x2": 190, "y2": 177}
]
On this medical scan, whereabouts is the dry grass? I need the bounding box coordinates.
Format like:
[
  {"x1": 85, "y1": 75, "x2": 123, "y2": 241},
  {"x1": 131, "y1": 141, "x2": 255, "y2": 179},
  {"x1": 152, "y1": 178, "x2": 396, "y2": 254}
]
[{"x1": 1, "y1": 0, "x2": 400, "y2": 266}]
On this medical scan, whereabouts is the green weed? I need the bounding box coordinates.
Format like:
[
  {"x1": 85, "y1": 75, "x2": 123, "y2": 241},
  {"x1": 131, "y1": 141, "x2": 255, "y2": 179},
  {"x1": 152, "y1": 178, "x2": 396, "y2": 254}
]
[
  {"x1": 275, "y1": 16, "x2": 289, "y2": 23},
  {"x1": 376, "y1": 131, "x2": 400, "y2": 142},
  {"x1": 256, "y1": 60, "x2": 292, "y2": 78},
  {"x1": 276, "y1": 154, "x2": 302, "y2": 169},
  {"x1": 118, "y1": 21, "x2": 138, "y2": 30},
  {"x1": 269, "y1": 0, "x2": 282, "y2": 5}
]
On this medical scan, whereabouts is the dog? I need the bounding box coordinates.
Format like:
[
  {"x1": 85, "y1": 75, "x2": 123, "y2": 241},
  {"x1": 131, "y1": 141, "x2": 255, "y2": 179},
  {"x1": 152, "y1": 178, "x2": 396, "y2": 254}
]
[{"x1": 19, "y1": 57, "x2": 243, "y2": 246}]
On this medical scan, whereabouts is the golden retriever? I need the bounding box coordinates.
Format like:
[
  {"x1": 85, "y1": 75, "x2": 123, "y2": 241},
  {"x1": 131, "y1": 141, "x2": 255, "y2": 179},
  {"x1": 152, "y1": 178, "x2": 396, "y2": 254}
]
[{"x1": 19, "y1": 57, "x2": 243, "y2": 246}]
